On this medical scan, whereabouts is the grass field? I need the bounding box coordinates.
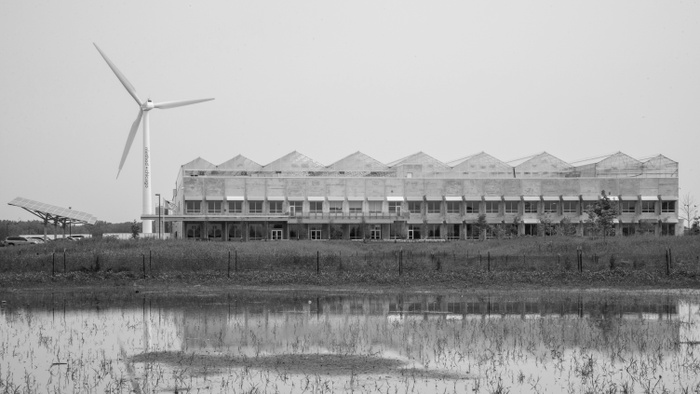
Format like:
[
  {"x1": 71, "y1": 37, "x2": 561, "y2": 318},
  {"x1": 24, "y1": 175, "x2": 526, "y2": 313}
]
[{"x1": 1, "y1": 236, "x2": 699, "y2": 287}]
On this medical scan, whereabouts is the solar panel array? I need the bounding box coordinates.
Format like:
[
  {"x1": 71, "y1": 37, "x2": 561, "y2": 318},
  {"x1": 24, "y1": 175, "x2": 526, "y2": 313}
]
[{"x1": 8, "y1": 197, "x2": 98, "y2": 224}]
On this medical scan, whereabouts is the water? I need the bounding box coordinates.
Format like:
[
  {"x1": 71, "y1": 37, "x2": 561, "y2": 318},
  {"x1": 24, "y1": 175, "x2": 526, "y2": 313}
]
[{"x1": 1, "y1": 289, "x2": 699, "y2": 393}]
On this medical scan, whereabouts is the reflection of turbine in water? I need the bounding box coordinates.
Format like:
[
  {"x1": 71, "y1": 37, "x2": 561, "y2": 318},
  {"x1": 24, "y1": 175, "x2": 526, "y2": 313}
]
[{"x1": 143, "y1": 297, "x2": 152, "y2": 352}]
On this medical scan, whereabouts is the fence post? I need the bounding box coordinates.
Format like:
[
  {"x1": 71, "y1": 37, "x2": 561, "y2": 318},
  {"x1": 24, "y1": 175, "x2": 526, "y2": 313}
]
[
  {"x1": 316, "y1": 251, "x2": 320, "y2": 274},
  {"x1": 487, "y1": 252, "x2": 491, "y2": 272},
  {"x1": 577, "y1": 247, "x2": 583, "y2": 273},
  {"x1": 235, "y1": 250, "x2": 238, "y2": 272},
  {"x1": 666, "y1": 248, "x2": 670, "y2": 276},
  {"x1": 149, "y1": 250, "x2": 152, "y2": 272},
  {"x1": 63, "y1": 250, "x2": 66, "y2": 273},
  {"x1": 399, "y1": 249, "x2": 402, "y2": 276},
  {"x1": 52, "y1": 252, "x2": 55, "y2": 276},
  {"x1": 228, "y1": 250, "x2": 231, "y2": 279},
  {"x1": 142, "y1": 254, "x2": 146, "y2": 279}
]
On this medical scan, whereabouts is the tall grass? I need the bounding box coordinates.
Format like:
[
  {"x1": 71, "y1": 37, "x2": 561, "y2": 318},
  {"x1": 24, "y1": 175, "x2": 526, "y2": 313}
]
[{"x1": 1, "y1": 236, "x2": 699, "y2": 284}]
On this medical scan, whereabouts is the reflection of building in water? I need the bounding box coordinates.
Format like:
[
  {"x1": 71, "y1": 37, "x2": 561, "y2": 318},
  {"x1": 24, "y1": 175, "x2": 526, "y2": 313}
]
[
  {"x1": 176, "y1": 294, "x2": 682, "y2": 353},
  {"x1": 678, "y1": 302, "x2": 700, "y2": 344}
]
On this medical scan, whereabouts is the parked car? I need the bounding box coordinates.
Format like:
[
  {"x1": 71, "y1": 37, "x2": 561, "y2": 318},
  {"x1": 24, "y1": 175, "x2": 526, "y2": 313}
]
[
  {"x1": 28, "y1": 237, "x2": 47, "y2": 244},
  {"x1": 4, "y1": 236, "x2": 43, "y2": 246}
]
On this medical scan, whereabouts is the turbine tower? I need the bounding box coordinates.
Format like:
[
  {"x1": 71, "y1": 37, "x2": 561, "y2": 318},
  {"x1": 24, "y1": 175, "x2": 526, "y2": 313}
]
[{"x1": 94, "y1": 43, "x2": 214, "y2": 234}]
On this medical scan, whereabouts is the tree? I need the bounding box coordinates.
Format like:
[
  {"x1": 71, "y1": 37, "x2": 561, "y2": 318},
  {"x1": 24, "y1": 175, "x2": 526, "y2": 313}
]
[
  {"x1": 689, "y1": 216, "x2": 700, "y2": 235},
  {"x1": 537, "y1": 213, "x2": 556, "y2": 236},
  {"x1": 557, "y1": 217, "x2": 577, "y2": 236},
  {"x1": 475, "y1": 214, "x2": 490, "y2": 241},
  {"x1": 681, "y1": 193, "x2": 697, "y2": 232},
  {"x1": 131, "y1": 220, "x2": 141, "y2": 239},
  {"x1": 584, "y1": 190, "x2": 620, "y2": 239}
]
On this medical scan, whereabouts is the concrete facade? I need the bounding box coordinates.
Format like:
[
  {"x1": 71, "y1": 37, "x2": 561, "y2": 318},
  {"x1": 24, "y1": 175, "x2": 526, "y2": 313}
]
[{"x1": 151, "y1": 151, "x2": 680, "y2": 240}]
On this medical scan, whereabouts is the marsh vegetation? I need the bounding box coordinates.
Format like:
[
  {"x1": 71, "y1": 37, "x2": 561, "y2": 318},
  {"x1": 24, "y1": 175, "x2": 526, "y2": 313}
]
[{"x1": 1, "y1": 237, "x2": 699, "y2": 287}]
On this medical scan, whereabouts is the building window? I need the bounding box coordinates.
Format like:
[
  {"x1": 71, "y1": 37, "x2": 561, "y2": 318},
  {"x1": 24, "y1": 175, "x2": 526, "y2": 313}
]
[
  {"x1": 309, "y1": 201, "x2": 323, "y2": 214},
  {"x1": 562, "y1": 201, "x2": 577, "y2": 214},
  {"x1": 543, "y1": 201, "x2": 557, "y2": 214},
  {"x1": 370, "y1": 225, "x2": 382, "y2": 239},
  {"x1": 524, "y1": 201, "x2": 538, "y2": 213},
  {"x1": 408, "y1": 201, "x2": 422, "y2": 214},
  {"x1": 268, "y1": 201, "x2": 283, "y2": 214},
  {"x1": 426, "y1": 201, "x2": 441, "y2": 214},
  {"x1": 227, "y1": 223, "x2": 242, "y2": 240},
  {"x1": 661, "y1": 201, "x2": 675, "y2": 213},
  {"x1": 207, "y1": 201, "x2": 222, "y2": 214},
  {"x1": 465, "y1": 201, "x2": 480, "y2": 214},
  {"x1": 446, "y1": 201, "x2": 460, "y2": 214},
  {"x1": 186, "y1": 223, "x2": 201, "y2": 238},
  {"x1": 185, "y1": 200, "x2": 201, "y2": 214},
  {"x1": 348, "y1": 201, "x2": 362, "y2": 214},
  {"x1": 248, "y1": 200, "x2": 263, "y2": 214},
  {"x1": 641, "y1": 201, "x2": 656, "y2": 213},
  {"x1": 388, "y1": 201, "x2": 402, "y2": 214},
  {"x1": 408, "y1": 224, "x2": 421, "y2": 240},
  {"x1": 207, "y1": 223, "x2": 223, "y2": 239},
  {"x1": 427, "y1": 224, "x2": 441, "y2": 238},
  {"x1": 621, "y1": 201, "x2": 636, "y2": 213},
  {"x1": 329, "y1": 201, "x2": 343, "y2": 214},
  {"x1": 309, "y1": 226, "x2": 323, "y2": 240},
  {"x1": 661, "y1": 223, "x2": 675, "y2": 235},
  {"x1": 289, "y1": 201, "x2": 303, "y2": 216},
  {"x1": 368, "y1": 201, "x2": 382, "y2": 213},
  {"x1": 504, "y1": 201, "x2": 519, "y2": 214},
  {"x1": 228, "y1": 201, "x2": 242, "y2": 214},
  {"x1": 485, "y1": 201, "x2": 499, "y2": 214}
]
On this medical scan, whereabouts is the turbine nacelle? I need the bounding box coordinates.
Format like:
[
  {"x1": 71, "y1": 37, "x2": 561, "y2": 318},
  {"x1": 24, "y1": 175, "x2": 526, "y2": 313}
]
[{"x1": 142, "y1": 99, "x2": 155, "y2": 111}]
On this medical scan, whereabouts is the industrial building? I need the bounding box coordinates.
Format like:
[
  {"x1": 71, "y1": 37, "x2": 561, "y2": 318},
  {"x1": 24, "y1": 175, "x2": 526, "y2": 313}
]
[{"x1": 155, "y1": 151, "x2": 679, "y2": 240}]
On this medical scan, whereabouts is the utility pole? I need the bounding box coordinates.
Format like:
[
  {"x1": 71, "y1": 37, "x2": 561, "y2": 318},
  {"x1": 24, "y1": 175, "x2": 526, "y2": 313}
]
[{"x1": 155, "y1": 193, "x2": 161, "y2": 239}]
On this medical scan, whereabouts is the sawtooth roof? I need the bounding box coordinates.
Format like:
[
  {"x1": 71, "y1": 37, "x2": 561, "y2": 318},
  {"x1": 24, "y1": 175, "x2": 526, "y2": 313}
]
[
  {"x1": 217, "y1": 154, "x2": 262, "y2": 171},
  {"x1": 263, "y1": 151, "x2": 325, "y2": 172},
  {"x1": 326, "y1": 151, "x2": 389, "y2": 172}
]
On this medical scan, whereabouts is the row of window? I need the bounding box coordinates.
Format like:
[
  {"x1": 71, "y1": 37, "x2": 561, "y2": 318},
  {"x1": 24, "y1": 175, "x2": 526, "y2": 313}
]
[{"x1": 185, "y1": 200, "x2": 676, "y2": 215}]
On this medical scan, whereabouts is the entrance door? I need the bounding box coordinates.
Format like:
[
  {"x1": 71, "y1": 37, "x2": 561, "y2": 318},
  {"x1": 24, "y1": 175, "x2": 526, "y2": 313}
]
[
  {"x1": 310, "y1": 229, "x2": 322, "y2": 240},
  {"x1": 271, "y1": 229, "x2": 282, "y2": 240},
  {"x1": 370, "y1": 226, "x2": 381, "y2": 240},
  {"x1": 408, "y1": 225, "x2": 420, "y2": 240}
]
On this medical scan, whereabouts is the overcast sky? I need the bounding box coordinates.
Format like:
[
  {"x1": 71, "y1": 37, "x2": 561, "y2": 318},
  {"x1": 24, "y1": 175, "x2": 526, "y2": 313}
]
[{"x1": 1, "y1": 0, "x2": 698, "y2": 223}]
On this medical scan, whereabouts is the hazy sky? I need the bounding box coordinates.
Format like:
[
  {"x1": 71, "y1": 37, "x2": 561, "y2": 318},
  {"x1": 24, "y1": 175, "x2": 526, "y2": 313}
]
[{"x1": 1, "y1": 1, "x2": 699, "y2": 223}]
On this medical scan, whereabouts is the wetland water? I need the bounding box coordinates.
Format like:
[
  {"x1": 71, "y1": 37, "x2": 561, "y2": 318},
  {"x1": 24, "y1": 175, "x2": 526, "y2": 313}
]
[{"x1": 1, "y1": 290, "x2": 700, "y2": 393}]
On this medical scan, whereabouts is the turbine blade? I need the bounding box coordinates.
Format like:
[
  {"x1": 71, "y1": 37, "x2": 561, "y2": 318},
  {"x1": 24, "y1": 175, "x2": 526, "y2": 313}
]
[
  {"x1": 153, "y1": 98, "x2": 214, "y2": 110},
  {"x1": 94, "y1": 43, "x2": 143, "y2": 106},
  {"x1": 117, "y1": 110, "x2": 143, "y2": 179}
]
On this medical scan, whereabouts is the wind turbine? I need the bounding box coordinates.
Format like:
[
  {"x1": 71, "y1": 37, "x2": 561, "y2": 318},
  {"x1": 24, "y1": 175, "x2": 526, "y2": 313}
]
[{"x1": 94, "y1": 43, "x2": 214, "y2": 234}]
